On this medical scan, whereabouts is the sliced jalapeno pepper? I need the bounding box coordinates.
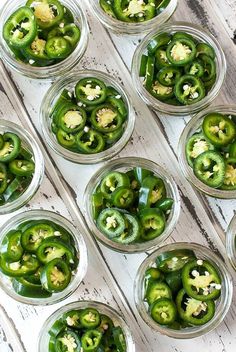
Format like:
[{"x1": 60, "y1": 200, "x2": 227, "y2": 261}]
[
  {"x1": 90, "y1": 104, "x2": 123, "y2": 133},
  {"x1": 196, "y1": 42, "x2": 216, "y2": 59},
  {"x1": 63, "y1": 310, "x2": 82, "y2": 329},
  {"x1": 113, "y1": 213, "x2": 140, "y2": 244},
  {"x1": 186, "y1": 133, "x2": 214, "y2": 167},
  {"x1": 106, "y1": 96, "x2": 127, "y2": 121},
  {"x1": 139, "y1": 54, "x2": 148, "y2": 77},
  {"x1": 49, "y1": 319, "x2": 65, "y2": 338},
  {"x1": 144, "y1": 267, "x2": 164, "y2": 290},
  {"x1": 3, "y1": 7, "x2": 37, "y2": 48},
  {"x1": 174, "y1": 75, "x2": 205, "y2": 105},
  {"x1": 147, "y1": 33, "x2": 171, "y2": 55},
  {"x1": 157, "y1": 66, "x2": 182, "y2": 87},
  {"x1": 151, "y1": 80, "x2": 174, "y2": 100},
  {"x1": 80, "y1": 308, "x2": 101, "y2": 329},
  {"x1": 172, "y1": 32, "x2": 195, "y2": 42},
  {"x1": 37, "y1": 237, "x2": 75, "y2": 264},
  {"x1": 182, "y1": 259, "x2": 221, "y2": 301},
  {"x1": 100, "y1": 171, "x2": 130, "y2": 199},
  {"x1": 165, "y1": 270, "x2": 183, "y2": 294},
  {"x1": 22, "y1": 37, "x2": 53, "y2": 67},
  {"x1": 46, "y1": 37, "x2": 71, "y2": 59},
  {"x1": 0, "y1": 230, "x2": 23, "y2": 262},
  {"x1": 4, "y1": 177, "x2": 31, "y2": 202},
  {"x1": 111, "y1": 187, "x2": 134, "y2": 208},
  {"x1": 21, "y1": 223, "x2": 55, "y2": 252},
  {"x1": 150, "y1": 298, "x2": 177, "y2": 325},
  {"x1": 26, "y1": 0, "x2": 64, "y2": 29},
  {"x1": 139, "y1": 208, "x2": 165, "y2": 241},
  {"x1": 40, "y1": 258, "x2": 71, "y2": 292},
  {"x1": 193, "y1": 151, "x2": 225, "y2": 188},
  {"x1": 58, "y1": 105, "x2": 86, "y2": 134},
  {"x1": 139, "y1": 175, "x2": 166, "y2": 209},
  {"x1": 199, "y1": 54, "x2": 216, "y2": 82},
  {"x1": 104, "y1": 127, "x2": 124, "y2": 145},
  {"x1": 155, "y1": 47, "x2": 170, "y2": 69},
  {"x1": 75, "y1": 78, "x2": 107, "y2": 106},
  {"x1": 0, "y1": 133, "x2": 21, "y2": 163},
  {"x1": 97, "y1": 208, "x2": 125, "y2": 238},
  {"x1": 56, "y1": 129, "x2": 77, "y2": 150},
  {"x1": 113, "y1": 0, "x2": 156, "y2": 23},
  {"x1": 12, "y1": 277, "x2": 52, "y2": 298},
  {"x1": 0, "y1": 163, "x2": 8, "y2": 195},
  {"x1": 112, "y1": 326, "x2": 126, "y2": 352},
  {"x1": 155, "y1": 198, "x2": 173, "y2": 213},
  {"x1": 55, "y1": 329, "x2": 81, "y2": 352},
  {"x1": 221, "y1": 158, "x2": 236, "y2": 190},
  {"x1": 202, "y1": 113, "x2": 236, "y2": 147},
  {"x1": 48, "y1": 23, "x2": 80, "y2": 48},
  {"x1": 98, "y1": 314, "x2": 114, "y2": 334},
  {"x1": 176, "y1": 288, "x2": 215, "y2": 325},
  {"x1": 145, "y1": 55, "x2": 155, "y2": 90},
  {"x1": 166, "y1": 38, "x2": 196, "y2": 66},
  {"x1": 81, "y1": 329, "x2": 102, "y2": 352},
  {"x1": 100, "y1": 0, "x2": 116, "y2": 18},
  {"x1": 134, "y1": 167, "x2": 153, "y2": 185},
  {"x1": 9, "y1": 159, "x2": 35, "y2": 177},
  {"x1": 184, "y1": 60, "x2": 204, "y2": 78},
  {"x1": 76, "y1": 129, "x2": 105, "y2": 154},
  {"x1": 145, "y1": 281, "x2": 172, "y2": 305},
  {"x1": 0, "y1": 253, "x2": 39, "y2": 277},
  {"x1": 156, "y1": 249, "x2": 196, "y2": 273},
  {"x1": 229, "y1": 141, "x2": 236, "y2": 158}
]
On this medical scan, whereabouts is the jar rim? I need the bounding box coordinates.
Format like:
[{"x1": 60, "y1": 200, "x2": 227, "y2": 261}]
[
  {"x1": 40, "y1": 69, "x2": 135, "y2": 164},
  {"x1": 178, "y1": 104, "x2": 236, "y2": 198},
  {"x1": 83, "y1": 156, "x2": 180, "y2": 253},
  {"x1": 0, "y1": 120, "x2": 44, "y2": 214},
  {"x1": 134, "y1": 242, "x2": 233, "y2": 339},
  {"x1": 131, "y1": 22, "x2": 226, "y2": 116},
  {"x1": 0, "y1": 209, "x2": 88, "y2": 305},
  {"x1": 0, "y1": 0, "x2": 89, "y2": 80}
]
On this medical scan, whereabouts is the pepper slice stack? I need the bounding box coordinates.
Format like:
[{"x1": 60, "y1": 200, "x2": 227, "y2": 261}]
[
  {"x1": 139, "y1": 31, "x2": 217, "y2": 105},
  {"x1": 100, "y1": 0, "x2": 171, "y2": 23},
  {"x1": 3, "y1": 0, "x2": 81, "y2": 67},
  {"x1": 186, "y1": 112, "x2": 236, "y2": 190},
  {"x1": 48, "y1": 307, "x2": 127, "y2": 352},
  {"x1": 0, "y1": 132, "x2": 35, "y2": 205},
  {"x1": 51, "y1": 78, "x2": 128, "y2": 154},
  {"x1": 92, "y1": 166, "x2": 174, "y2": 245},
  {"x1": 0, "y1": 219, "x2": 79, "y2": 298},
  {"x1": 144, "y1": 249, "x2": 222, "y2": 328}
]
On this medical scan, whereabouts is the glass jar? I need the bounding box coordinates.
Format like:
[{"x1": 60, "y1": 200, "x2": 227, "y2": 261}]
[
  {"x1": 0, "y1": 0, "x2": 89, "y2": 80},
  {"x1": 83, "y1": 157, "x2": 180, "y2": 253},
  {"x1": 131, "y1": 22, "x2": 226, "y2": 116},
  {"x1": 178, "y1": 105, "x2": 236, "y2": 198},
  {"x1": 38, "y1": 300, "x2": 135, "y2": 351},
  {"x1": 226, "y1": 214, "x2": 236, "y2": 270},
  {"x1": 134, "y1": 242, "x2": 233, "y2": 338},
  {"x1": 0, "y1": 120, "x2": 44, "y2": 214},
  {"x1": 88, "y1": 0, "x2": 178, "y2": 36},
  {"x1": 40, "y1": 70, "x2": 135, "y2": 164},
  {"x1": 0, "y1": 209, "x2": 88, "y2": 305}
]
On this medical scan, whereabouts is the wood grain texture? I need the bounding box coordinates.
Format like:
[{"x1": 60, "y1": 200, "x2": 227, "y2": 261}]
[{"x1": 0, "y1": 0, "x2": 236, "y2": 351}]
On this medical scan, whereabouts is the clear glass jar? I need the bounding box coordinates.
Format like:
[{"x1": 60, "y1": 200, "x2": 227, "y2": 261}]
[
  {"x1": 88, "y1": 0, "x2": 178, "y2": 36},
  {"x1": 0, "y1": 120, "x2": 44, "y2": 214},
  {"x1": 0, "y1": 209, "x2": 88, "y2": 305},
  {"x1": 178, "y1": 105, "x2": 236, "y2": 198},
  {"x1": 40, "y1": 70, "x2": 135, "y2": 164},
  {"x1": 0, "y1": 0, "x2": 89, "y2": 80},
  {"x1": 83, "y1": 157, "x2": 180, "y2": 253},
  {"x1": 226, "y1": 214, "x2": 236, "y2": 271},
  {"x1": 134, "y1": 242, "x2": 233, "y2": 339},
  {"x1": 38, "y1": 300, "x2": 135, "y2": 351},
  {"x1": 131, "y1": 22, "x2": 226, "y2": 116}
]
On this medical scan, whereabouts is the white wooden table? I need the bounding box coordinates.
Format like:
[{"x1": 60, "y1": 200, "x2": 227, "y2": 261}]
[{"x1": 0, "y1": 0, "x2": 236, "y2": 351}]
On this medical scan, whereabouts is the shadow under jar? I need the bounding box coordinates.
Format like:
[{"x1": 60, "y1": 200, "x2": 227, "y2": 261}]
[
  {"x1": 131, "y1": 22, "x2": 226, "y2": 116},
  {"x1": 0, "y1": 120, "x2": 44, "y2": 214},
  {"x1": 0, "y1": 0, "x2": 89, "y2": 80},
  {"x1": 134, "y1": 242, "x2": 233, "y2": 339},
  {"x1": 0, "y1": 209, "x2": 88, "y2": 305},
  {"x1": 83, "y1": 157, "x2": 180, "y2": 253},
  {"x1": 40, "y1": 70, "x2": 135, "y2": 164},
  {"x1": 88, "y1": 0, "x2": 178, "y2": 35},
  {"x1": 178, "y1": 105, "x2": 236, "y2": 198},
  {"x1": 38, "y1": 301, "x2": 135, "y2": 352},
  {"x1": 226, "y1": 214, "x2": 236, "y2": 271}
]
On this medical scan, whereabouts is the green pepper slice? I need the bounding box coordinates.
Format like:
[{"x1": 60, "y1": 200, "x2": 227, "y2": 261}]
[
  {"x1": 22, "y1": 37, "x2": 53, "y2": 67},
  {"x1": 90, "y1": 104, "x2": 123, "y2": 133},
  {"x1": 176, "y1": 288, "x2": 215, "y2": 325},
  {"x1": 4, "y1": 177, "x2": 31, "y2": 202},
  {"x1": 139, "y1": 54, "x2": 148, "y2": 77},
  {"x1": 196, "y1": 42, "x2": 216, "y2": 59},
  {"x1": 174, "y1": 75, "x2": 205, "y2": 105},
  {"x1": 3, "y1": 7, "x2": 37, "y2": 48},
  {"x1": 113, "y1": 0, "x2": 156, "y2": 23},
  {"x1": 156, "y1": 249, "x2": 196, "y2": 273},
  {"x1": 48, "y1": 23, "x2": 81, "y2": 48},
  {"x1": 139, "y1": 175, "x2": 166, "y2": 209},
  {"x1": 0, "y1": 253, "x2": 39, "y2": 277},
  {"x1": 0, "y1": 230, "x2": 23, "y2": 262},
  {"x1": 92, "y1": 193, "x2": 104, "y2": 220},
  {"x1": 9, "y1": 159, "x2": 35, "y2": 177},
  {"x1": 145, "y1": 281, "x2": 172, "y2": 305},
  {"x1": 199, "y1": 54, "x2": 216, "y2": 82},
  {"x1": 172, "y1": 32, "x2": 195, "y2": 42},
  {"x1": 182, "y1": 259, "x2": 221, "y2": 301},
  {"x1": 157, "y1": 66, "x2": 182, "y2": 87},
  {"x1": 37, "y1": 238, "x2": 75, "y2": 264},
  {"x1": 56, "y1": 129, "x2": 77, "y2": 150},
  {"x1": 104, "y1": 127, "x2": 124, "y2": 145},
  {"x1": 106, "y1": 96, "x2": 127, "y2": 121},
  {"x1": 0, "y1": 133, "x2": 21, "y2": 163},
  {"x1": 111, "y1": 186, "x2": 134, "y2": 208},
  {"x1": 58, "y1": 105, "x2": 86, "y2": 134},
  {"x1": 46, "y1": 37, "x2": 72, "y2": 59},
  {"x1": 166, "y1": 38, "x2": 196, "y2": 66},
  {"x1": 40, "y1": 258, "x2": 71, "y2": 292},
  {"x1": 221, "y1": 158, "x2": 236, "y2": 190},
  {"x1": 202, "y1": 113, "x2": 236, "y2": 147},
  {"x1": 49, "y1": 319, "x2": 65, "y2": 338},
  {"x1": 75, "y1": 78, "x2": 107, "y2": 106},
  {"x1": 26, "y1": 0, "x2": 64, "y2": 29},
  {"x1": 113, "y1": 213, "x2": 140, "y2": 244},
  {"x1": 80, "y1": 308, "x2": 101, "y2": 329},
  {"x1": 186, "y1": 133, "x2": 214, "y2": 167},
  {"x1": 100, "y1": 171, "x2": 130, "y2": 198},
  {"x1": 165, "y1": 270, "x2": 183, "y2": 294},
  {"x1": 139, "y1": 208, "x2": 165, "y2": 241},
  {"x1": 144, "y1": 55, "x2": 155, "y2": 90},
  {"x1": 193, "y1": 151, "x2": 225, "y2": 188},
  {"x1": 81, "y1": 329, "x2": 102, "y2": 352},
  {"x1": 76, "y1": 129, "x2": 105, "y2": 154},
  {"x1": 155, "y1": 197, "x2": 174, "y2": 213},
  {"x1": 150, "y1": 298, "x2": 177, "y2": 325},
  {"x1": 97, "y1": 208, "x2": 125, "y2": 238},
  {"x1": 155, "y1": 47, "x2": 170, "y2": 69},
  {"x1": 21, "y1": 223, "x2": 55, "y2": 253},
  {"x1": 134, "y1": 167, "x2": 153, "y2": 185},
  {"x1": 150, "y1": 80, "x2": 174, "y2": 100},
  {"x1": 184, "y1": 59, "x2": 204, "y2": 78},
  {"x1": 144, "y1": 267, "x2": 164, "y2": 290},
  {"x1": 0, "y1": 163, "x2": 8, "y2": 195},
  {"x1": 112, "y1": 326, "x2": 126, "y2": 352},
  {"x1": 63, "y1": 310, "x2": 82, "y2": 329},
  {"x1": 55, "y1": 329, "x2": 81, "y2": 352},
  {"x1": 12, "y1": 277, "x2": 52, "y2": 298},
  {"x1": 100, "y1": 0, "x2": 116, "y2": 18},
  {"x1": 147, "y1": 33, "x2": 171, "y2": 55}
]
